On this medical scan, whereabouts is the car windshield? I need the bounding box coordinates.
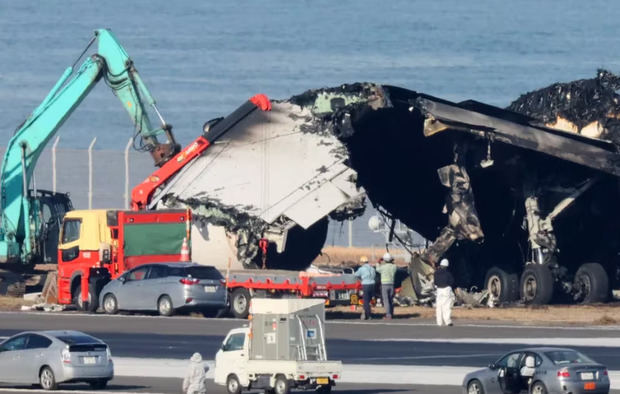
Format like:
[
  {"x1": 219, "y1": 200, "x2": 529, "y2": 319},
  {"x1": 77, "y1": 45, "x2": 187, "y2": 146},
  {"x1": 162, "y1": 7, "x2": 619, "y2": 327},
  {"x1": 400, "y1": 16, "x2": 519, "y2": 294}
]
[
  {"x1": 55, "y1": 334, "x2": 100, "y2": 345},
  {"x1": 545, "y1": 350, "x2": 595, "y2": 365}
]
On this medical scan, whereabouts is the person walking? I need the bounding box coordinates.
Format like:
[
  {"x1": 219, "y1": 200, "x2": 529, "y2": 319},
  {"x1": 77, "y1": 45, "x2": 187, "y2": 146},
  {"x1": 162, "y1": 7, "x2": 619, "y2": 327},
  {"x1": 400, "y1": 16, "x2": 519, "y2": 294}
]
[
  {"x1": 434, "y1": 258, "x2": 455, "y2": 326},
  {"x1": 182, "y1": 352, "x2": 209, "y2": 394},
  {"x1": 355, "y1": 255, "x2": 376, "y2": 320},
  {"x1": 375, "y1": 252, "x2": 397, "y2": 320}
]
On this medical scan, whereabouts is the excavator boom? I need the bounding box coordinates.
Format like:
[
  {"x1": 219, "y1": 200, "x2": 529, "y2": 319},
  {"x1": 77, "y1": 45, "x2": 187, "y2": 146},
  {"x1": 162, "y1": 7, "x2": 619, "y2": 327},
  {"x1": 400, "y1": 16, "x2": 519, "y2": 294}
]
[{"x1": 0, "y1": 29, "x2": 178, "y2": 264}]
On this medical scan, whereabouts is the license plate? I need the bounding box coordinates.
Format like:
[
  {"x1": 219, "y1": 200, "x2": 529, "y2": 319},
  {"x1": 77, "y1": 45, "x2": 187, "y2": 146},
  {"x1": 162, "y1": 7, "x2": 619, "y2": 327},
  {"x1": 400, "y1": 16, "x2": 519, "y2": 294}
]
[
  {"x1": 204, "y1": 286, "x2": 216, "y2": 293},
  {"x1": 316, "y1": 377, "x2": 329, "y2": 384},
  {"x1": 581, "y1": 372, "x2": 594, "y2": 380},
  {"x1": 584, "y1": 382, "x2": 596, "y2": 390},
  {"x1": 82, "y1": 356, "x2": 97, "y2": 364},
  {"x1": 338, "y1": 292, "x2": 349, "y2": 300}
]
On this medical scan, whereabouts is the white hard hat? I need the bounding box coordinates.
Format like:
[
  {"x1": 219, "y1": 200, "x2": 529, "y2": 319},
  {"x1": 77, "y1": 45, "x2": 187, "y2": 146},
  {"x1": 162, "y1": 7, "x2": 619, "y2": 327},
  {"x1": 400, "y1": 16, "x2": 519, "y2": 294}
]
[
  {"x1": 382, "y1": 252, "x2": 393, "y2": 262},
  {"x1": 440, "y1": 258, "x2": 449, "y2": 267}
]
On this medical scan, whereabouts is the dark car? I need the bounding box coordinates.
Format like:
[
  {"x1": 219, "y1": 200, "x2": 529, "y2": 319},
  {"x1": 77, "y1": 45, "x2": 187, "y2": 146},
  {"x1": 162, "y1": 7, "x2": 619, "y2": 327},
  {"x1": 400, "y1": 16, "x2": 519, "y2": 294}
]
[
  {"x1": 462, "y1": 347, "x2": 610, "y2": 394},
  {"x1": 99, "y1": 262, "x2": 227, "y2": 316}
]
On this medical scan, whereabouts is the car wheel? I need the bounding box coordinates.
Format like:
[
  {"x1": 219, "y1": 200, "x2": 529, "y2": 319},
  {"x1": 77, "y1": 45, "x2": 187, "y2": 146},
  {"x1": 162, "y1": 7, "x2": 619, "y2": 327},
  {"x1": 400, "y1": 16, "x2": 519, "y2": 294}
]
[
  {"x1": 103, "y1": 294, "x2": 118, "y2": 314},
  {"x1": 89, "y1": 379, "x2": 108, "y2": 389},
  {"x1": 467, "y1": 379, "x2": 485, "y2": 394},
  {"x1": 226, "y1": 374, "x2": 242, "y2": 394},
  {"x1": 485, "y1": 266, "x2": 519, "y2": 303},
  {"x1": 574, "y1": 262, "x2": 609, "y2": 303},
  {"x1": 520, "y1": 264, "x2": 554, "y2": 304},
  {"x1": 39, "y1": 366, "x2": 57, "y2": 390},
  {"x1": 530, "y1": 381, "x2": 547, "y2": 394},
  {"x1": 157, "y1": 295, "x2": 174, "y2": 316},
  {"x1": 230, "y1": 288, "x2": 251, "y2": 319},
  {"x1": 274, "y1": 375, "x2": 290, "y2": 394}
]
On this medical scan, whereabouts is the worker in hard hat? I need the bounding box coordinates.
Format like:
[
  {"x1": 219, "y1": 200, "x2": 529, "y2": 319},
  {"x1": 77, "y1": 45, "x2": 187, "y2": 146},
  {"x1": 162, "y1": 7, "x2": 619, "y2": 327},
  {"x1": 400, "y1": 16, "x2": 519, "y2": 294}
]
[
  {"x1": 354, "y1": 255, "x2": 376, "y2": 320},
  {"x1": 434, "y1": 258, "x2": 455, "y2": 326},
  {"x1": 375, "y1": 252, "x2": 398, "y2": 320}
]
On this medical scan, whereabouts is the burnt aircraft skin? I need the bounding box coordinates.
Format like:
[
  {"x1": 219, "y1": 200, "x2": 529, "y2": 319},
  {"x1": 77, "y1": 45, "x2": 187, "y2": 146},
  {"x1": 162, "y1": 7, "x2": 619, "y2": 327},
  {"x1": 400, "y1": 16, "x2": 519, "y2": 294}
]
[
  {"x1": 161, "y1": 81, "x2": 619, "y2": 304},
  {"x1": 294, "y1": 83, "x2": 620, "y2": 304}
]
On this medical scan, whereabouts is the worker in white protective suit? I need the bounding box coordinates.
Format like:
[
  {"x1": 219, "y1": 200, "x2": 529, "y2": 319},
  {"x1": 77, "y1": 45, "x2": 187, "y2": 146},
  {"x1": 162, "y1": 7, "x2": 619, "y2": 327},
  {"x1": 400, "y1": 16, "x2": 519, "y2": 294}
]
[
  {"x1": 520, "y1": 355, "x2": 536, "y2": 388},
  {"x1": 433, "y1": 258, "x2": 455, "y2": 326},
  {"x1": 182, "y1": 352, "x2": 209, "y2": 394}
]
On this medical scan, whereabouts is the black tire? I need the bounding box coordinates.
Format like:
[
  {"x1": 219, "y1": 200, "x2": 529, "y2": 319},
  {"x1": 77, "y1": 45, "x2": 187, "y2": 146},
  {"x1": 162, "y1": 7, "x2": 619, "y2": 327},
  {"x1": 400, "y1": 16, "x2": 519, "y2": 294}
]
[
  {"x1": 73, "y1": 284, "x2": 98, "y2": 312},
  {"x1": 157, "y1": 295, "x2": 174, "y2": 316},
  {"x1": 574, "y1": 262, "x2": 609, "y2": 303},
  {"x1": 226, "y1": 374, "x2": 242, "y2": 394},
  {"x1": 230, "y1": 288, "x2": 251, "y2": 319},
  {"x1": 485, "y1": 266, "x2": 519, "y2": 303},
  {"x1": 530, "y1": 381, "x2": 547, "y2": 394},
  {"x1": 316, "y1": 384, "x2": 332, "y2": 393},
  {"x1": 39, "y1": 366, "x2": 57, "y2": 390},
  {"x1": 274, "y1": 375, "x2": 290, "y2": 394},
  {"x1": 520, "y1": 264, "x2": 554, "y2": 305},
  {"x1": 102, "y1": 293, "x2": 119, "y2": 314},
  {"x1": 89, "y1": 379, "x2": 108, "y2": 390},
  {"x1": 467, "y1": 379, "x2": 485, "y2": 394}
]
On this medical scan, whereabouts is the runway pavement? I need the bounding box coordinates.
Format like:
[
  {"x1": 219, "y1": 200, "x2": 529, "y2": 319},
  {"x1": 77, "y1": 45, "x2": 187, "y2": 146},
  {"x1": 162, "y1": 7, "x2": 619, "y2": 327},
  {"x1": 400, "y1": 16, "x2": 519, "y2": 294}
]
[{"x1": 0, "y1": 312, "x2": 618, "y2": 393}]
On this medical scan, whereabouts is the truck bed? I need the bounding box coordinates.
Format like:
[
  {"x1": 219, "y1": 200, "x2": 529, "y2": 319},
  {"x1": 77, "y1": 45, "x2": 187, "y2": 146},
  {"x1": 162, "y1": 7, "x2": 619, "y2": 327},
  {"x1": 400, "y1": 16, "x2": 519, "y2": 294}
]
[{"x1": 246, "y1": 359, "x2": 342, "y2": 377}]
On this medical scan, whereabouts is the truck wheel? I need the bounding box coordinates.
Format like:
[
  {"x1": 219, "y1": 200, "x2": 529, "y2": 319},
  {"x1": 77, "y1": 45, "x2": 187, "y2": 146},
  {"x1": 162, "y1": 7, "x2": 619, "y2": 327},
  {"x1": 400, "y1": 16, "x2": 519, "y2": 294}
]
[
  {"x1": 102, "y1": 294, "x2": 119, "y2": 314},
  {"x1": 230, "y1": 288, "x2": 251, "y2": 319},
  {"x1": 157, "y1": 295, "x2": 174, "y2": 316},
  {"x1": 574, "y1": 263, "x2": 609, "y2": 303},
  {"x1": 274, "y1": 375, "x2": 290, "y2": 394},
  {"x1": 520, "y1": 264, "x2": 554, "y2": 305},
  {"x1": 73, "y1": 285, "x2": 98, "y2": 312},
  {"x1": 226, "y1": 374, "x2": 242, "y2": 394},
  {"x1": 485, "y1": 266, "x2": 519, "y2": 303}
]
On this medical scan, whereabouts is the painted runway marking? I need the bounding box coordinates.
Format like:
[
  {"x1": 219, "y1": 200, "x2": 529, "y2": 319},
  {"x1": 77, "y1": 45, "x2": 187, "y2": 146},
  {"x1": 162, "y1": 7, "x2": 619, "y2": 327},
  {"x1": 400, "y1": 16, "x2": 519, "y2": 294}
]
[
  {"x1": 371, "y1": 337, "x2": 620, "y2": 347},
  {"x1": 348, "y1": 353, "x2": 499, "y2": 361}
]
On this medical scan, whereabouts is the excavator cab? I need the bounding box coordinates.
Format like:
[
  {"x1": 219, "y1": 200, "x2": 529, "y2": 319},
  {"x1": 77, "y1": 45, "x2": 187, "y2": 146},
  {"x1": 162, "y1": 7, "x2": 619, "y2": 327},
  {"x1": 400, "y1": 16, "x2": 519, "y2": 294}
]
[{"x1": 30, "y1": 190, "x2": 72, "y2": 264}]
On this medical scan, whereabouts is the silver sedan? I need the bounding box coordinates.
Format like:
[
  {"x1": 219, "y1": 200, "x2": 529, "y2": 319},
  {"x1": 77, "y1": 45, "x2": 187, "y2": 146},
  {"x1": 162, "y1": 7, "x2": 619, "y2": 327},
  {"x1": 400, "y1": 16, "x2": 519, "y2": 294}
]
[
  {"x1": 462, "y1": 347, "x2": 610, "y2": 394},
  {"x1": 100, "y1": 262, "x2": 227, "y2": 316},
  {"x1": 0, "y1": 330, "x2": 113, "y2": 390}
]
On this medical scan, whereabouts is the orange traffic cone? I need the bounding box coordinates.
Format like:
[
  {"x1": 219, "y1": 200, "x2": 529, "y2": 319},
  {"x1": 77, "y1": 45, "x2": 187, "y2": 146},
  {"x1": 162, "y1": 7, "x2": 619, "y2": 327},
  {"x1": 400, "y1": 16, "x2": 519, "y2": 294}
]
[{"x1": 180, "y1": 237, "x2": 190, "y2": 262}]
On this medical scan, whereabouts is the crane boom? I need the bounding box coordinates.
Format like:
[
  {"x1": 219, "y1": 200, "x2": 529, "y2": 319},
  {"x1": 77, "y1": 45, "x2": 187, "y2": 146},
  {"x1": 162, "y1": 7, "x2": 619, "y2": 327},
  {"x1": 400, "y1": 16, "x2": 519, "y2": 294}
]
[{"x1": 0, "y1": 29, "x2": 179, "y2": 264}]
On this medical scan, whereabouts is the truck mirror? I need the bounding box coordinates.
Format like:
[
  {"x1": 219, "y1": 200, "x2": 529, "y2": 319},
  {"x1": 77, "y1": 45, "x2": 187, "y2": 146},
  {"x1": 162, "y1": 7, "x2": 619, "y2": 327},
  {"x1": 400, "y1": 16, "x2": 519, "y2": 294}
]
[{"x1": 222, "y1": 343, "x2": 229, "y2": 351}]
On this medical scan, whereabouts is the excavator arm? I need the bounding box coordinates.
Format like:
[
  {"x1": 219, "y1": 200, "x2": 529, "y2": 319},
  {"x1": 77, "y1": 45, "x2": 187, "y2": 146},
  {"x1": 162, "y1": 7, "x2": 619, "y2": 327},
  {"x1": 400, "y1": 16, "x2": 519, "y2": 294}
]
[{"x1": 0, "y1": 29, "x2": 179, "y2": 263}]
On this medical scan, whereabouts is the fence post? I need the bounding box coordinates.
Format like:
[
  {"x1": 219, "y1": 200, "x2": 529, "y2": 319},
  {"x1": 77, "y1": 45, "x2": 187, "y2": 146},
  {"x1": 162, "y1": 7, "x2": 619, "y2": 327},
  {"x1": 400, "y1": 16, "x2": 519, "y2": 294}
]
[
  {"x1": 124, "y1": 138, "x2": 132, "y2": 209},
  {"x1": 52, "y1": 136, "x2": 60, "y2": 194},
  {"x1": 88, "y1": 137, "x2": 97, "y2": 209},
  {"x1": 348, "y1": 219, "x2": 353, "y2": 248}
]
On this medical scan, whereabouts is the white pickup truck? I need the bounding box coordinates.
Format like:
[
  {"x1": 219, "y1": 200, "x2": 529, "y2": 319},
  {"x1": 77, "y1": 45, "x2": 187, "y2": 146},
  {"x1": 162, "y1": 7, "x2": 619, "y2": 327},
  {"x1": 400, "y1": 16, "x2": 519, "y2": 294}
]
[{"x1": 214, "y1": 299, "x2": 342, "y2": 394}]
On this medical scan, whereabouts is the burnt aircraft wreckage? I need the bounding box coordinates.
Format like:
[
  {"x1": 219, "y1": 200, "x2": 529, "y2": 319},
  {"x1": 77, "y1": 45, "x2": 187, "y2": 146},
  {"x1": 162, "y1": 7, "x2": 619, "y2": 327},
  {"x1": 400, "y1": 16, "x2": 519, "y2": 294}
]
[{"x1": 155, "y1": 72, "x2": 620, "y2": 305}]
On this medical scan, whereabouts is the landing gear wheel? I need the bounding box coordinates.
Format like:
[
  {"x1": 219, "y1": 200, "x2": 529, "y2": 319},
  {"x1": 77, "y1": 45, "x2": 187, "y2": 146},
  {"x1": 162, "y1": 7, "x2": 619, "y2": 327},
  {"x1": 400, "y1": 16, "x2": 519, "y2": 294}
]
[
  {"x1": 157, "y1": 295, "x2": 174, "y2": 316},
  {"x1": 39, "y1": 367, "x2": 57, "y2": 390},
  {"x1": 485, "y1": 266, "x2": 519, "y2": 303},
  {"x1": 530, "y1": 381, "x2": 547, "y2": 394},
  {"x1": 274, "y1": 375, "x2": 290, "y2": 394},
  {"x1": 520, "y1": 264, "x2": 554, "y2": 305},
  {"x1": 574, "y1": 262, "x2": 609, "y2": 303},
  {"x1": 89, "y1": 379, "x2": 108, "y2": 389},
  {"x1": 73, "y1": 285, "x2": 98, "y2": 312},
  {"x1": 467, "y1": 379, "x2": 485, "y2": 394},
  {"x1": 226, "y1": 374, "x2": 242, "y2": 394},
  {"x1": 230, "y1": 288, "x2": 251, "y2": 319},
  {"x1": 102, "y1": 294, "x2": 118, "y2": 314}
]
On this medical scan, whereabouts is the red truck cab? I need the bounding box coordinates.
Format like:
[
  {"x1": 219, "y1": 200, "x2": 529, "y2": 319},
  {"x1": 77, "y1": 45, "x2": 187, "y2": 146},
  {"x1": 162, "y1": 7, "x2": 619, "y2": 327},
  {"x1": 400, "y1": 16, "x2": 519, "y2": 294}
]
[{"x1": 57, "y1": 209, "x2": 190, "y2": 310}]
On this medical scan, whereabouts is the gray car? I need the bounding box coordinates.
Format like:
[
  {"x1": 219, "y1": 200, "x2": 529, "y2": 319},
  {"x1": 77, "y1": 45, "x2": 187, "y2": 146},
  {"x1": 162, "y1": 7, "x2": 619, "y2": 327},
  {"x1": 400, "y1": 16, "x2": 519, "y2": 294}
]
[
  {"x1": 462, "y1": 347, "x2": 610, "y2": 394},
  {"x1": 0, "y1": 330, "x2": 113, "y2": 390},
  {"x1": 100, "y1": 262, "x2": 227, "y2": 316}
]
